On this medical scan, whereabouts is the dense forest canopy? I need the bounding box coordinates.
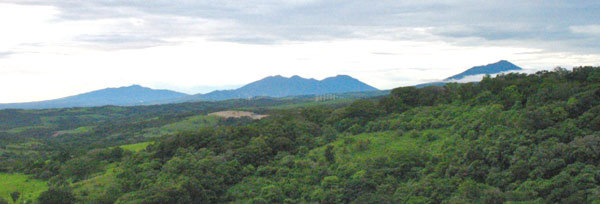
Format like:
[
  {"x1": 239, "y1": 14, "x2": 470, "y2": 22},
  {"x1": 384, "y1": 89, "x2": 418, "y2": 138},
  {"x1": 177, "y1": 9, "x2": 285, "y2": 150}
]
[{"x1": 1, "y1": 66, "x2": 600, "y2": 203}]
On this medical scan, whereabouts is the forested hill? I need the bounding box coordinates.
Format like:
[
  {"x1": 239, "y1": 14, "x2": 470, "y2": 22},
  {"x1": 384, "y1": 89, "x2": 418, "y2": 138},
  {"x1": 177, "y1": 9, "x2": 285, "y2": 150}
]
[
  {"x1": 2, "y1": 66, "x2": 600, "y2": 203},
  {"x1": 181, "y1": 75, "x2": 379, "y2": 101}
]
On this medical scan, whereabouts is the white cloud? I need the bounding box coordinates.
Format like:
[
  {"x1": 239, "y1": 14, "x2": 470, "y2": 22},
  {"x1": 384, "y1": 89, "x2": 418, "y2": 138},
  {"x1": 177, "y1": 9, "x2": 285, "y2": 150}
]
[
  {"x1": 444, "y1": 69, "x2": 542, "y2": 83},
  {"x1": 0, "y1": 1, "x2": 599, "y2": 103},
  {"x1": 570, "y1": 25, "x2": 600, "y2": 35}
]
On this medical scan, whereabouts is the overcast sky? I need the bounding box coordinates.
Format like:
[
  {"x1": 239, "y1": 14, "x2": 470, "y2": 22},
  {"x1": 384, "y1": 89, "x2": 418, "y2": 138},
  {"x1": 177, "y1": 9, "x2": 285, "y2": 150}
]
[{"x1": 1, "y1": 0, "x2": 599, "y2": 103}]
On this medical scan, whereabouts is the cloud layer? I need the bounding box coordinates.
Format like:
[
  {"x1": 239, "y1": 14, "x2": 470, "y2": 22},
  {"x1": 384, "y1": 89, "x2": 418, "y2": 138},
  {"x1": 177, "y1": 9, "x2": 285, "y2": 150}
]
[
  {"x1": 4, "y1": 0, "x2": 597, "y2": 50},
  {"x1": 0, "y1": 1, "x2": 599, "y2": 103}
]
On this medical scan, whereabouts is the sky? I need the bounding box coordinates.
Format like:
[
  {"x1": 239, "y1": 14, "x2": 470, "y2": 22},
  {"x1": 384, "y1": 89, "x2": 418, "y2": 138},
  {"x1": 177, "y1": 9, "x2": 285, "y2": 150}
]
[{"x1": 0, "y1": 0, "x2": 599, "y2": 103}]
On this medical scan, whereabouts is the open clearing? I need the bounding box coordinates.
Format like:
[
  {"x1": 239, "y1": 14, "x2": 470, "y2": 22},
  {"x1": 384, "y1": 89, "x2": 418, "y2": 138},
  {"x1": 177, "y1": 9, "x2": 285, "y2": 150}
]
[
  {"x1": 208, "y1": 111, "x2": 268, "y2": 119},
  {"x1": 0, "y1": 173, "x2": 47, "y2": 203},
  {"x1": 119, "y1": 142, "x2": 153, "y2": 152}
]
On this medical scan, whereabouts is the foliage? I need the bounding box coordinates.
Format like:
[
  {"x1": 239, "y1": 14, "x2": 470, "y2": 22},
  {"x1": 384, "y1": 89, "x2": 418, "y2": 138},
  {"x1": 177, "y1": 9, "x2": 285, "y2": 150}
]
[
  {"x1": 37, "y1": 188, "x2": 75, "y2": 204},
  {"x1": 3, "y1": 66, "x2": 600, "y2": 203},
  {"x1": 10, "y1": 192, "x2": 20, "y2": 203}
]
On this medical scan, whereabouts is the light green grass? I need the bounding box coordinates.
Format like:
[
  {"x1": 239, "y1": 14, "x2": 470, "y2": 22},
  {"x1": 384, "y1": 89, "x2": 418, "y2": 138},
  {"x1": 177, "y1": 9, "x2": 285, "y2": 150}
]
[
  {"x1": 141, "y1": 115, "x2": 220, "y2": 138},
  {"x1": 0, "y1": 173, "x2": 47, "y2": 203},
  {"x1": 119, "y1": 142, "x2": 153, "y2": 152},
  {"x1": 270, "y1": 98, "x2": 355, "y2": 109},
  {"x1": 340, "y1": 132, "x2": 420, "y2": 162},
  {"x1": 59, "y1": 126, "x2": 95, "y2": 134},
  {"x1": 161, "y1": 115, "x2": 220, "y2": 132},
  {"x1": 72, "y1": 163, "x2": 119, "y2": 201},
  {"x1": 315, "y1": 131, "x2": 421, "y2": 164},
  {"x1": 311, "y1": 129, "x2": 452, "y2": 165},
  {"x1": 4, "y1": 141, "x2": 43, "y2": 151},
  {"x1": 5, "y1": 126, "x2": 48, "y2": 134}
]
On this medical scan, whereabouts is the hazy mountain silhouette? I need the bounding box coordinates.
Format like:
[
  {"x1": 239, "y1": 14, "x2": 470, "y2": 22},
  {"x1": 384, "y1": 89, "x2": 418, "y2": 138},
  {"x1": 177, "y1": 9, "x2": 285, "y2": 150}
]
[
  {"x1": 416, "y1": 60, "x2": 523, "y2": 87},
  {"x1": 0, "y1": 85, "x2": 188, "y2": 109},
  {"x1": 0, "y1": 61, "x2": 523, "y2": 109},
  {"x1": 181, "y1": 75, "x2": 379, "y2": 101},
  {"x1": 445, "y1": 60, "x2": 523, "y2": 81}
]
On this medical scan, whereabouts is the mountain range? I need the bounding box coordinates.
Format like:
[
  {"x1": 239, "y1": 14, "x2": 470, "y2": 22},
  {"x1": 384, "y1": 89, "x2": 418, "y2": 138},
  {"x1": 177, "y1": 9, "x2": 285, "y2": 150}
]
[
  {"x1": 180, "y1": 75, "x2": 378, "y2": 101},
  {"x1": 0, "y1": 85, "x2": 188, "y2": 109},
  {"x1": 0, "y1": 75, "x2": 378, "y2": 109},
  {"x1": 0, "y1": 60, "x2": 524, "y2": 109}
]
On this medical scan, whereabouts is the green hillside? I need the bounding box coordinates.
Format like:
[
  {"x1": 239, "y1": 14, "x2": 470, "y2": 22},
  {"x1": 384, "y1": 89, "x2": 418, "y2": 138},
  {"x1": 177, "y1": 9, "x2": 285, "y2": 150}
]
[
  {"x1": 1, "y1": 66, "x2": 600, "y2": 203},
  {"x1": 0, "y1": 173, "x2": 47, "y2": 203}
]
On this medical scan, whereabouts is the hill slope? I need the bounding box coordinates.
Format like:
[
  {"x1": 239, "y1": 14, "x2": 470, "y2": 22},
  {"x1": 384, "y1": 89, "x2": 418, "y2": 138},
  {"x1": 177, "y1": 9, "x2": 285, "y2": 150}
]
[
  {"x1": 2, "y1": 66, "x2": 600, "y2": 203},
  {"x1": 0, "y1": 85, "x2": 188, "y2": 109},
  {"x1": 183, "y1": 75, "x2": 378, "y2": 101}
]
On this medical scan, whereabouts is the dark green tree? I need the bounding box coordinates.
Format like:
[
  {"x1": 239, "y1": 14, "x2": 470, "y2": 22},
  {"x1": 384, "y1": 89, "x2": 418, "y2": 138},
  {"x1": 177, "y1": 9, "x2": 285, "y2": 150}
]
[
  {"x1": 10, "y1": 191, "x2": 20, "y2": 203},
  {"x1": 38, "y1": 188, "x2": 75, "y2": 204},
  {"x1": 325, "y1": 145, "x2": 335, "y2": 163}
]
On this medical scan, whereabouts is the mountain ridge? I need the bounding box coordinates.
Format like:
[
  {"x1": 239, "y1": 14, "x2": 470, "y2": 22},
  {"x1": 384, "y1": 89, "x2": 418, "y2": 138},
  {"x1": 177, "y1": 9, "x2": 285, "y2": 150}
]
[
  {"x1": 445, "y1": 60, "x2": 523, "y2": 81},
  {"x1": 0, "y1": 85, "x2": 188, "y2": 109},
  {"x1": 416, "y1": 60, "x2": 523, "y2": 87},
  {"x1": 0, "y1": 75, "x2": 379, "y2": 109},
  {"x1": 1, "y1": 60, "x2": 522, "y2": 109},
  {"x1": 180, "y1": 74, "x2": 379, "y2": 101}
]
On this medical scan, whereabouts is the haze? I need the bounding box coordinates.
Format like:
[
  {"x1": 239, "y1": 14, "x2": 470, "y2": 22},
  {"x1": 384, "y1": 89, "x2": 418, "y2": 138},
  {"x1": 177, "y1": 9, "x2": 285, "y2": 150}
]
[{"x1": 1, "y1": 0, "x2": 599, "y2": 103}]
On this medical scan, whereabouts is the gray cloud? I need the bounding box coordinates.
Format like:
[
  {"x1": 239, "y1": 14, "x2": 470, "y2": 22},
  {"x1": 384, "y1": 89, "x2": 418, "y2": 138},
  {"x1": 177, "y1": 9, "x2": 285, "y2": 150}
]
[
  {"x1": 0, "y1": 51, "x2": 15, "y2": 58},
  {"x1": 74, "y1": 34, "x2": 168, "y2": 46},
  {"x1": 5, "y1": 0, "x2": 600, "y2": 53}
]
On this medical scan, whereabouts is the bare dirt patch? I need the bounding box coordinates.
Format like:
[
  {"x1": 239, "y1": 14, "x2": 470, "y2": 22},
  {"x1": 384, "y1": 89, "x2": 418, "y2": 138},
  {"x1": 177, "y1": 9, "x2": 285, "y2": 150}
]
[
  {"x1": 52, "y1": 131, "x2": 66, "y2": 137},
  {"x1": 208, "y1": 111, "x2": 268, "y2": 120}
]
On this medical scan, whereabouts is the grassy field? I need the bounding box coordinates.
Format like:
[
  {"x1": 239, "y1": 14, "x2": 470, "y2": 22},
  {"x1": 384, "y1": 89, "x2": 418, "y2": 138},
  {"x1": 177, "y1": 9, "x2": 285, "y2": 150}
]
[
  {"x1": 0, "y1": 173, "x2": 47, "y2": 203},
  {"x1": 58, "y1": 126, "x2": 95, "y2": 135},
  {"x1": 141, "y1": 115, "x2": 220, "y2": 138},
  {"x1": 72, "y1": 163, "x2": 119, "y2": 202},
  {"x1": 114, "y1": 115, "x2": 222, "y2": 152},
  {"x1": 309, "y1": 129, "x2": 453, "y2": 166},
  {"x1": 119, "y1": 142, "x2": 153, "y2": 152},
  {"x1": 268, "y1": 98, "x2": 355, "y2": 109},
  {"x1": 4, "y1": 126, "x2": 50, "y2": 134}
]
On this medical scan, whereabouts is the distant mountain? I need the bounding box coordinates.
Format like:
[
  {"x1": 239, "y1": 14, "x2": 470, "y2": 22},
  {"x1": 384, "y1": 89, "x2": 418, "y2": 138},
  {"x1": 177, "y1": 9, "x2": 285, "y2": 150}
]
[
  {"x1": 416, "y1": 60, "x2": 523, "y2": 87},
  {"x1": 0, "y1": 75, "x2": 379, "y2": 109},
  {"x1": 181, "y1": 75, "x2": 379, "y2": 101},
  {"x1": 0, "y1": 85, "x2": 188, "y2": 109},
  {"x1": 445, "y1": 60, "x2": 523, "y2": 81},
  {"x1": 414, "y1": 82, "x2": 448, "y2": 88}
]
